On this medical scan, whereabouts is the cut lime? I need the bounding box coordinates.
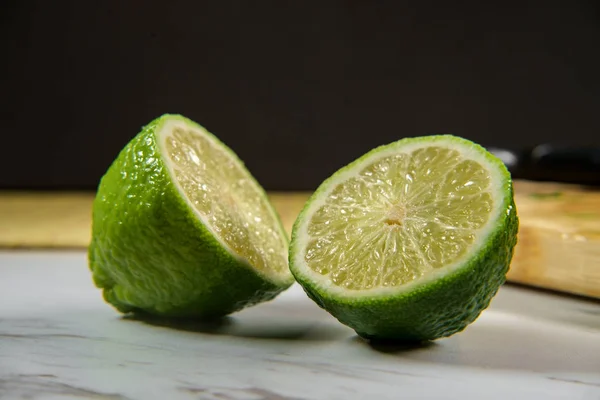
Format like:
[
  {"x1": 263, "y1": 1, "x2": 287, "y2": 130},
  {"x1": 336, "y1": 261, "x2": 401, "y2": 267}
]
[
  {"x1": 89, "y1": 114, "x2": 293, "y2": 318},
  {"x1": 289, "y1": 135, "x2": 518, "y2": 341}
]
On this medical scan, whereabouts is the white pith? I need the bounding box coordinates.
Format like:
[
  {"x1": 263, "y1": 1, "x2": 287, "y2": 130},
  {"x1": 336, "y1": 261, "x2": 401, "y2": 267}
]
[{"x1": 293, "y1": 137, "x2": 509, "y2": 298}]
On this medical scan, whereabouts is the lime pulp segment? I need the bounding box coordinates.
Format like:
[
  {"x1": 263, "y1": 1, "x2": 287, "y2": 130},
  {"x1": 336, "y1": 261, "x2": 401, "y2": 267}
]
[
  {"x1": 159, "y1": 118, "x2": 289, "y2": 281},
  {"x1": 294, "y1": 137, "x2": 507, "y2": 294}
]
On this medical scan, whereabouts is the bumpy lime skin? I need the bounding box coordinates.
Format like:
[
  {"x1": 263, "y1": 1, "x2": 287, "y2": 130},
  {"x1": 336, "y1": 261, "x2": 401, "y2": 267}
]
[
  {"x1": 89, "y1": 115, "x2": 292, "y2": 318},
  {"x1": 290, "y1": 136, "x2": 519, "y2": 342}
]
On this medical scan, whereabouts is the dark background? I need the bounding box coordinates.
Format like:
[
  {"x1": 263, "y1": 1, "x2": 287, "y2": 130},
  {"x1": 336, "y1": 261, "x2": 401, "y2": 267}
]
[{"x1": 2, "y1": 1, "x2": 599, "y2": 191}]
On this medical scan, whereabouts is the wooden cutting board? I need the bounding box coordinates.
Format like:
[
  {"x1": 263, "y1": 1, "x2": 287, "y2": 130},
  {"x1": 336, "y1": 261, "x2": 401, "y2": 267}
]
[
  {"x1": 1, "y1": 181, "x2": 598, "y2": 298},
  {"x1": 507, "y1": 181, "x2": 600, "y2": 299}
]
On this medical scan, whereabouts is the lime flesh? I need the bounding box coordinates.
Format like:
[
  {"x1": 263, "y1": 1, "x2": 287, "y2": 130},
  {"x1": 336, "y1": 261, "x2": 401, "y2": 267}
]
[
  {"x1": 290, "y1": 135, "x2": 518, "y2": 341},
  {"x1": 162, "y1": 119, "x2": 288, "y2": 278},
  {"x1": 89, "y1": 115, "x2": 293, "y2": 318}
]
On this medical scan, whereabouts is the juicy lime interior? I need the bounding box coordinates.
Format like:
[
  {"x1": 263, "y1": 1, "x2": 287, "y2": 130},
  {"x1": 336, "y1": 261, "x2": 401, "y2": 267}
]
[
  {"x1": 305, "y1": 146, "x2": 495, "y2": 290},
  {"x1": 158, "y1": 120, "x2": 288, "y2": 277}
]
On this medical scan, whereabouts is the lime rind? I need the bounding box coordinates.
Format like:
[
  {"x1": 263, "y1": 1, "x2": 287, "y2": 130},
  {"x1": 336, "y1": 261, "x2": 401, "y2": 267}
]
[
  {"x1": 89, "y1": 114, "x2": 293, "y2": 318},
  {"x1": 302, "y1": 203, "x2": 517, "y2": 340},
  {"x1": 289, "y1": 134, "x2": 518, "y2": 340}
]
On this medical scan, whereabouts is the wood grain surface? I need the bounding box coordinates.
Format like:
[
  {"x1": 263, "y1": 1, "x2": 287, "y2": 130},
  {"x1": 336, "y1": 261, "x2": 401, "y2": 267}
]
[
  {"x1": 508, "y1": 181, "x2": 600, "y2": 298},
  {"x1": 1, "y1": 181, "x2": 598, "y2": 298}
]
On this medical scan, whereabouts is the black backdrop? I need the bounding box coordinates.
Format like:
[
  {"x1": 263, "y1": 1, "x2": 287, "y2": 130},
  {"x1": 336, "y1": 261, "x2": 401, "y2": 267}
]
[{"x1": 2, "y1": 1, "x2": 599, "y2": 190}]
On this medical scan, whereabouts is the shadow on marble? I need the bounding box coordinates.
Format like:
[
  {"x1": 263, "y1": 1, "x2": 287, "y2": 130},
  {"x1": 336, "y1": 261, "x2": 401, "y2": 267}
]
[
  {"x1": 350, "y1": 336, "x2": 438, "y2": 353},
  {"x1": 352, "y1": 321, "x2": 600, "y2": 374},
  {"x1": 123, "y1": 314, "x2": 351, "y2": 342},
  {"x1": 123, "y1": 314, "x2": 233, "y2": 333}
]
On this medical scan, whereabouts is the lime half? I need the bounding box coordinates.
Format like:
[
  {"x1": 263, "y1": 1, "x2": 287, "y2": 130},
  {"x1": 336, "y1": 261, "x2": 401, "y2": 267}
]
[
  {"x1": 89, "y1": 114, "x2": 293, "y2": 318},
  {"x1": 289, "y1": 135, "x2": 518, "y2": 341}
]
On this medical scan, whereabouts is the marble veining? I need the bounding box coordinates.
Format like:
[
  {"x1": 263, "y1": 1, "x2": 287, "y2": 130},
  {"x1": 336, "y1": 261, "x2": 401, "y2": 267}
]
[{"x1": 0, "y1": 251, "x2": 599, "y2": 400}]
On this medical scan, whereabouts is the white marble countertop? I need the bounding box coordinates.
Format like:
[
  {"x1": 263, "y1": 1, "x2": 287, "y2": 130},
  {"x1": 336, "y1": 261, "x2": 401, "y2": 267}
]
[{"x1": 0, "y1": 251, "x2": 599, "y2": 400}]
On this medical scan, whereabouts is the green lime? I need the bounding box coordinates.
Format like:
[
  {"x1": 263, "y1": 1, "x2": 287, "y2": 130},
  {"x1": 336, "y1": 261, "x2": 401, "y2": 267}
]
[
  {"x1": 289, "y1": 135, "x2": 518, "y2": 341},
  {"x1": 89, "y1": 114, "x2": 293, "y2": 318}
]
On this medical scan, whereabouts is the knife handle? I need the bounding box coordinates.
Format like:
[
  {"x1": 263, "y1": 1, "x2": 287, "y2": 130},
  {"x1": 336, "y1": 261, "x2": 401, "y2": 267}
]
[{"x1": 490, "y1": 145, "x2": 600, "y2": 186}]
